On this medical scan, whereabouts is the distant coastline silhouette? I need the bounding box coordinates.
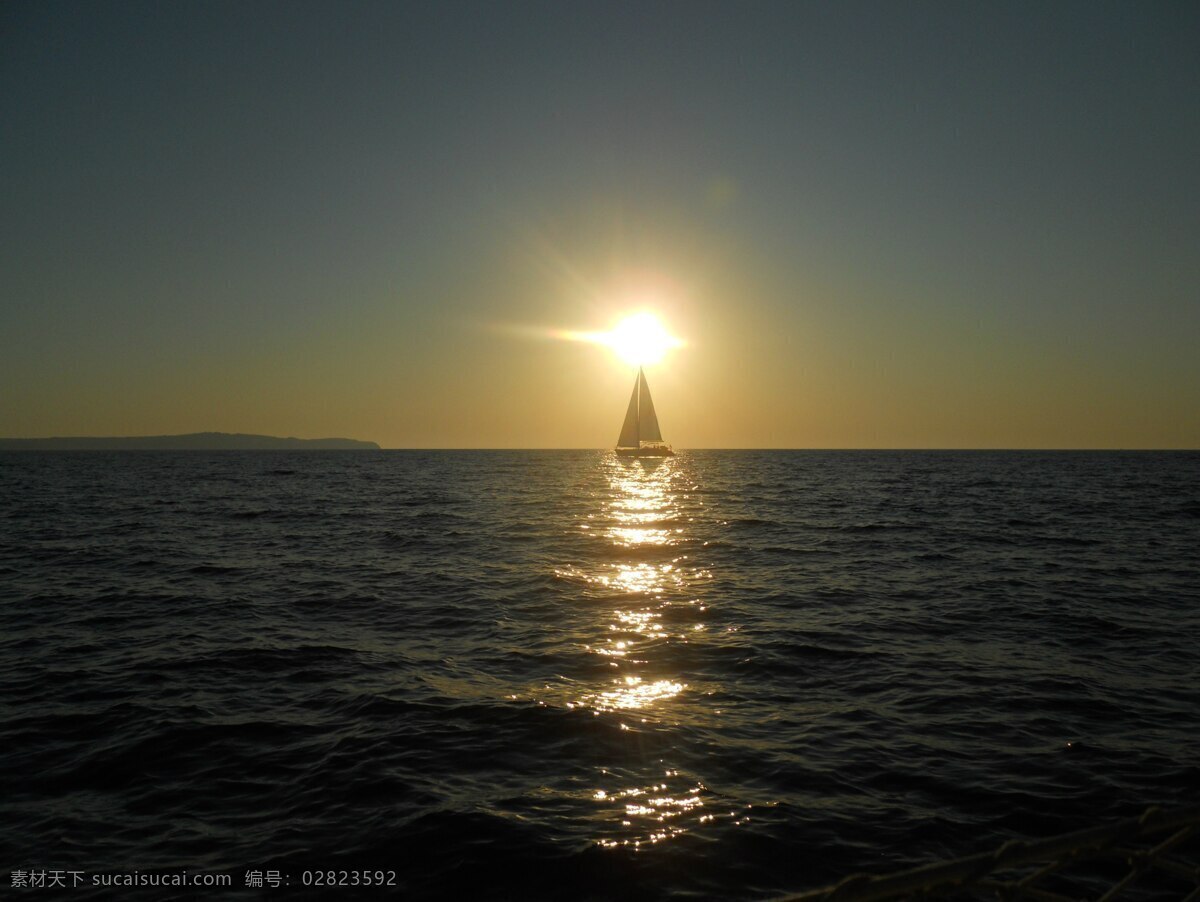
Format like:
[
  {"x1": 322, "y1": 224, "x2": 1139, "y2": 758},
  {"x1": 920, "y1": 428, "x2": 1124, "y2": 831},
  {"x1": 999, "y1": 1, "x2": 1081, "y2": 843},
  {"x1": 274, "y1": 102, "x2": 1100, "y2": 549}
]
[{"x1": 0, "y1": 432, "x2": 380, "y2": 450}]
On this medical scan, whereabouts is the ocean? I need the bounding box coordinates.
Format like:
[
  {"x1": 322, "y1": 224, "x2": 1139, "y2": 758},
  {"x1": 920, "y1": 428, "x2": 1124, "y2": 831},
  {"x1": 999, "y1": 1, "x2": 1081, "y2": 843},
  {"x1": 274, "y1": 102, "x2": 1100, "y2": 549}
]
[{"x1": 2, "y1": 450, "x2": 1198, "y2": 899}]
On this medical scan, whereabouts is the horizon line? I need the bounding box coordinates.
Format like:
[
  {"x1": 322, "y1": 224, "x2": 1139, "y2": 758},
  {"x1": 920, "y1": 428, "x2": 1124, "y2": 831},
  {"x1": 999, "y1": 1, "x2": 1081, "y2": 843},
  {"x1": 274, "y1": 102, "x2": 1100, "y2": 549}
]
[
  {"x1": 2, "y1": 442, "x2": 1195, "y2": 453},
  {"x1": 381, "y1": 446, "x2": 1198, "y2": 452}
]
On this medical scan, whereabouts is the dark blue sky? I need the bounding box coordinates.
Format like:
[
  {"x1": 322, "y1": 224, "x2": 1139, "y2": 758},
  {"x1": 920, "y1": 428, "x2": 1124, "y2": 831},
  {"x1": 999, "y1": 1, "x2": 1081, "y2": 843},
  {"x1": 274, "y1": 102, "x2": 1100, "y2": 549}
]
[{"x1": 3, "y1": 1, "x2": 1198, "y2": 446}]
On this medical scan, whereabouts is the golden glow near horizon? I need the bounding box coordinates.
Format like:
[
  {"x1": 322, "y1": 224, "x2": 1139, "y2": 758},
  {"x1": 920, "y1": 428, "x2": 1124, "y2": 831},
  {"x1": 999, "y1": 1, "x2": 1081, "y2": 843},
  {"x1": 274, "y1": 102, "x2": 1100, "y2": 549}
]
[
  {"x1": 6, "y1": 6, "x2": 1199, "y2": 453},
  {"x1": 555, "y1": 310, "x2": 686, "y2": 367}
]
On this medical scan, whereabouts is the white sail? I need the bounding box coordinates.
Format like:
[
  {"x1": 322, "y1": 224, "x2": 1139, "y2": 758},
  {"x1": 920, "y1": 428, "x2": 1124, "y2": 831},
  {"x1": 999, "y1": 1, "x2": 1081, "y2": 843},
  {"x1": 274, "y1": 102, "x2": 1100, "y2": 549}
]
[
  {"x1": 616, "y1": 374, "x2": 640, "y2": 448},
  {"x1": 637, "y1": 367, "x2": 663, "y2": 442}
]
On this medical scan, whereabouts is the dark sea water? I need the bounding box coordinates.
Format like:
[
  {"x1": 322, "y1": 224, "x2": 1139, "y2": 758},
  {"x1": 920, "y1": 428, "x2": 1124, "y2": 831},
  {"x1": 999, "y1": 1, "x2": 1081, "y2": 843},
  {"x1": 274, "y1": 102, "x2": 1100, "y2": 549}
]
[{"x1": 2, "y1": 450, "x2": 1198, "y2": 899}]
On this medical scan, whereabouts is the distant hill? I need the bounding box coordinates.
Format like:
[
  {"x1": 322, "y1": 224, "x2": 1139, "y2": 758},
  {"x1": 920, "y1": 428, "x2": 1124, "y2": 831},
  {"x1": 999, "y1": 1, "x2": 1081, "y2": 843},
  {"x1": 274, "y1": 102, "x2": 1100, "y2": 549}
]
[{"x1": 0, "y1": 432, "x2": 380, "y2": 450}]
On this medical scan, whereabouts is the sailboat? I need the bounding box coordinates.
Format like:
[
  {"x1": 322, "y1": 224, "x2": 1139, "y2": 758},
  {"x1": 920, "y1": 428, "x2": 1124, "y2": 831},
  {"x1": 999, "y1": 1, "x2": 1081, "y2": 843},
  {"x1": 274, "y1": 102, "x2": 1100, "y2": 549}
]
[{"x1": 615, "y1": 367, "x2": 674, "y2": 457}]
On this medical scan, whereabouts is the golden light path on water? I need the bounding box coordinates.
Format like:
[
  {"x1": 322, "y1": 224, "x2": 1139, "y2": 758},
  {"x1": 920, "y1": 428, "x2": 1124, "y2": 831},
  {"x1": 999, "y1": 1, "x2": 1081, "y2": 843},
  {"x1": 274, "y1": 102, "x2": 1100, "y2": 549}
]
[{"x1": 547, "y1": 454, "x2": 750, "y2": 850}]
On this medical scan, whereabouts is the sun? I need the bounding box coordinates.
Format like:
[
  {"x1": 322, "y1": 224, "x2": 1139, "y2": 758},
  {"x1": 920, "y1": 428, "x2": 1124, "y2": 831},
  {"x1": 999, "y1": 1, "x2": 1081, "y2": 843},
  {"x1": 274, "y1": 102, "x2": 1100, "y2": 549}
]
[
  {"x1": 546, "y1": 309, "x2": 685, "y2": 366},
  {"x1": 601, "y1": 312, "x2": 685, "y2": 366}
]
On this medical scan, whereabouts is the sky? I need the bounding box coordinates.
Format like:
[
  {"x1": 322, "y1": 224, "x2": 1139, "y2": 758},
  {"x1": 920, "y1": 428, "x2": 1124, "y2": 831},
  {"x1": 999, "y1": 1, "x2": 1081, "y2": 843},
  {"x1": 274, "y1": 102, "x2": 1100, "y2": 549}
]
[{"x1": 2, "y1": 0, "x2": 1198, "y2": 448}]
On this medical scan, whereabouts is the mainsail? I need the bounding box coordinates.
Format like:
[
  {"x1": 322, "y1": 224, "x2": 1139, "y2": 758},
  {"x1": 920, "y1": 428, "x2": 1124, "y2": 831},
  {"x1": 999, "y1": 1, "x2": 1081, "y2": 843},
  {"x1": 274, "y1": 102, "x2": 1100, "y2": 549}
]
[
  {"x1": 637, "y1": 368, "x2": 663, "y2": 442},
  {"x1": 617, "y1": 376, "x2": 640, "y2": 448}
]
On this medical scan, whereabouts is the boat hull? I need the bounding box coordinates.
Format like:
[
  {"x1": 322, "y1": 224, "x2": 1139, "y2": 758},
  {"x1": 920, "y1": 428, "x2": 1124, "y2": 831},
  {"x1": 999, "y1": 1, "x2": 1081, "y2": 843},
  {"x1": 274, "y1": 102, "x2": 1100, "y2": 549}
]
[{"x1": 615, "y1": 446, "x2": 674, "y2": 457}]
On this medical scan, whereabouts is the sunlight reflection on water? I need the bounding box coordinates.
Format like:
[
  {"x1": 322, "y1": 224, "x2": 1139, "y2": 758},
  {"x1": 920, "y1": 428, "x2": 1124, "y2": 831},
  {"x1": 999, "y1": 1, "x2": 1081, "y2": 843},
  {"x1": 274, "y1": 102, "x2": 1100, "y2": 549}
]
[
  {"x1": 577, "y1": 455, "x2": 718, "y2": 848},
  {"x1": 541, "y1": 454, "x2": 754, "y2": 849}
]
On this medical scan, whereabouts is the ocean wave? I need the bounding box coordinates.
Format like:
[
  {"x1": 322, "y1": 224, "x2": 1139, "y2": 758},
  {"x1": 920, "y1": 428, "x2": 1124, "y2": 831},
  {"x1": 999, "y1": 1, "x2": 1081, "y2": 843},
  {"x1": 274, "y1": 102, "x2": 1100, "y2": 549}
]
[{"x1": 2, "y1": 450, "x2": 1198, "y2": 899}]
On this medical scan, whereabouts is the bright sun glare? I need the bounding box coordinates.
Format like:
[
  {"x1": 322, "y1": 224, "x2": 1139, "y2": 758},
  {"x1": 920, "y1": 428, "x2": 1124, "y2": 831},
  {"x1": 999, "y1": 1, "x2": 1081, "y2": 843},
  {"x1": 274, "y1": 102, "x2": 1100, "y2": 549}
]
[
  {"x1": 556, "y1": 311, "x2": 685, "y2": 367},
  {"x1": 605, "y1": 312, "x2": 684, "y2": 366}
]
